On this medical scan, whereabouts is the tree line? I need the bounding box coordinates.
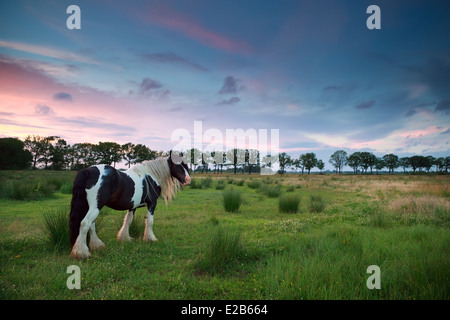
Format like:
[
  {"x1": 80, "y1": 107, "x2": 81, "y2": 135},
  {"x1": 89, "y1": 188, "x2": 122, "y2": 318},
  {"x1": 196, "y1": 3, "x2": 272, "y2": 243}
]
[{"x1": 0, "y1": 136, "x2": 449, "y2": 174}]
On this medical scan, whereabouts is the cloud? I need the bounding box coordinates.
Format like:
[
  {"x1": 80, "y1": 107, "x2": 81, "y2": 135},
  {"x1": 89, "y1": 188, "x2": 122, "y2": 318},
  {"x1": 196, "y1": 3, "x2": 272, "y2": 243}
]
[
  {"x1": 217, "y1": 97, "x2": 240, "y2": 105},
  {"x1": 404, "y1": 109, "x2": 417, "y2": 117},
  {"x1": 140, "y1": 52, "x2": 208, "y2": 72},
  {"x1": 218, "y1": 76, "x2": 239, "y2": 95},
  {"x1": 53, "y1": 92, "x2": 73, "y2": 101},
  {"x1": 323, "y1": 86, "x2": 343, "y2": 91},
  {"x1": 35, "y1": 105, "x2": 55, "y2": 116},
  {"x1": 435, "y1": 99, "x2": 450, "y2": 112},
  {"x1": 129, "y1": 78, "x2": 170, "y2": 100},
  {"x1": 139, "y1": 78, "x2": 163, "y2": 93},
  {"x1": 356, "y1": 100, "x2": 376, "y2": 109},
  {"x1": 0, "y1": 40, "x2": 98, "y2": 65},
  {"x1": 441, "y1": 128, "x2": 450, "y2": 135},
  {"x1": 143, "y1": 7, "x2": 251, "y2": 54}
]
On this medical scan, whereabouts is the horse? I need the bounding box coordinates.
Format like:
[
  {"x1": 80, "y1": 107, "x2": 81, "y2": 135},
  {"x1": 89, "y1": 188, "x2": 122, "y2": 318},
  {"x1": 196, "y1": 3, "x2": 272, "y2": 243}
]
[{"x1": 69, "y1": 151, "x2": 191, "y2": 260}]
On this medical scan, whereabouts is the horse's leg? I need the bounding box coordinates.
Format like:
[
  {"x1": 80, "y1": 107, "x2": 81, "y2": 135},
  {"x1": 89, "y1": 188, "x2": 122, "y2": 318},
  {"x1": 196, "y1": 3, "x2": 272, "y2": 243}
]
[
  {"x1": 117, "y1": 209, "x2": 135, "y2": 242},
  {"x1": 143, "y1": 203, "x2": 157, "y2": 242},
  {"x1": 70, "y1": 207, "x2": 100, "y2": 259},
  {"x1": 89, "y1": 221, "x2": 106, "y2": 251}
]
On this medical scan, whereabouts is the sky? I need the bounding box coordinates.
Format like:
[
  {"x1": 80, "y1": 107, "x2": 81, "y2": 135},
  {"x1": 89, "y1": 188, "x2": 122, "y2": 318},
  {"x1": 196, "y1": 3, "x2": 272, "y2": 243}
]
[{"x1": 0, "y1": 0, "x2": 449, "y2": 170}]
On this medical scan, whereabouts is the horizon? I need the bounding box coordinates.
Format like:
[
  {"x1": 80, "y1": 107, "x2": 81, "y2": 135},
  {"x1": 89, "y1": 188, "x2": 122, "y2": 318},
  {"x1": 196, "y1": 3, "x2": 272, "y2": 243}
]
[{"x1": 1, "y1": 0, "x2": 449, "y2": 171}]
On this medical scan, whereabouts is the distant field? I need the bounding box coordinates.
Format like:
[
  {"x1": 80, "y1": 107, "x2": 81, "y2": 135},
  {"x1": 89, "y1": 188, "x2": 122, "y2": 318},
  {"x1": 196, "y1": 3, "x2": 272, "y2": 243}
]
[{"x1": 0, "y1": 170, "x2": 449, "y2": 300}]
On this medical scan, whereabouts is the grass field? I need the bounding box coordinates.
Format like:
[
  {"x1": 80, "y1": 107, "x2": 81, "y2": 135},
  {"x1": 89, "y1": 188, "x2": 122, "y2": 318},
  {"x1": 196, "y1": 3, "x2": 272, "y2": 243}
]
[{"x1": 1, "y1": 170, "x2": 449, "y2": 300}]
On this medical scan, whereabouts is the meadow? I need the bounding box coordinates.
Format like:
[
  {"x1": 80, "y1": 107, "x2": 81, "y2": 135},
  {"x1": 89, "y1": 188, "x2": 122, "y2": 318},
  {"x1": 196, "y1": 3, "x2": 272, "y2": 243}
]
[{"x1": 0, "y1": 170, "x2": 449, "y2": 300}]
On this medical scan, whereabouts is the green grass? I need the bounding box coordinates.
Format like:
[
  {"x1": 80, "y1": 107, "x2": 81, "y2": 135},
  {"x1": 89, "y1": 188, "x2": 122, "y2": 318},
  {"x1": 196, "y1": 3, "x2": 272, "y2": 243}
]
[
  {"x1": 196, "y1": 226, "x2": 247, "y2": 275},
  {"x1": 222, "y1": 188, "x2": 242, "y2": 212},
  {"x1": 279, "y1": 193, "x2": 301, "y2": 213},
  {"x1": 309, "y1": 194, "x2": 326, "y2": 213},
  {"x1": 1, "y1": 171, "x2": 449, "y2": 300}
]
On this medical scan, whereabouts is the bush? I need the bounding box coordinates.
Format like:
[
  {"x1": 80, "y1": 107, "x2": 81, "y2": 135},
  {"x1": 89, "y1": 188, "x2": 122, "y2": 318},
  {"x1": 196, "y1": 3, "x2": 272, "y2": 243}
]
[
  {"x1": 234, "y1": 179, "x2": 245, "y2": 186},
  {"x1": 223, "y1": 188, "x2": 242, "y2": 212},
  {"x1": 309, "y1": 194, "x2": 325, "y2": 213},
  {"x1": 279, "y1": 193, "x2": 301, "y2": 213}
]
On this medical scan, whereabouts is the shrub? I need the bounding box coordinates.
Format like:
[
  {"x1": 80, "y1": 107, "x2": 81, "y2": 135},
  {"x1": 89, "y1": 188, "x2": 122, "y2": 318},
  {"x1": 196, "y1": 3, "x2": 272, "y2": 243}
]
[
  {"x1": 223, "y1": 188, "x2": 242, "y2": 212},
  {"x1": 309, "y1": 194, "x2": 325, "y2": 213},
  {"x1": 234, "y1": 179, "x2": 245, "y2": 186},
  {"x1": 279, "y1": 193, "x2": 301, "y2": 213}
]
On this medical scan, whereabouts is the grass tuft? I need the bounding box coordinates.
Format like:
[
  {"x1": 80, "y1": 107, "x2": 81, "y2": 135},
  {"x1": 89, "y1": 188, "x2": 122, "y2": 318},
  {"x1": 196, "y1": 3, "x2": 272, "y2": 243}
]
[
  {"x1": 309, "y1": 194, "x2": 326, "y2": 213},
  {"x1": 279, "y1": 193, "x2": 301, "y2": 213},
  {"x1": 223, "y1": 188, "x2": 242, "y2": 212},
  {"x1": 197, "y1": 226, "x2": 246, "y2": 274}
]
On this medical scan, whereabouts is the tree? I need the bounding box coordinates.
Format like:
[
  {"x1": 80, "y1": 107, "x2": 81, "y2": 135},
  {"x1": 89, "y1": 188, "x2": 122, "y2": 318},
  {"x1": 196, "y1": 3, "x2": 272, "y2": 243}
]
[
  {"x1": 50, "y1": 138, "x2": 69, "y2": 170},
  {"x1": 329, "y1": 150, "x2": 347, "y2": 174},
  {"x1": 347, "y1": 152, "x2": 362, "y2": 174},
  {"x1": 399, "y1": 157, "x2": 410, "y2": 173},
  {"x1": 316, "y1": 159, "x2": 325, "y2": 173},
  {"x1": 134, "y1": 144, "x2": 157, "y2": 164},
  {"x1": 93, "y1": 142, "x2": 122, "y2": 167},
  {"x1": 122, "y1": 143, "x2": 136, "y2": 168},
  {"x1": 359, "y1": 152, "x2": 377, "y2": 174},
  {"x1": 425, "y1": 156, "x2": 435, "y2": 172},
  {"x1": 435, "y1": 157, "x2": 446, "y2": 173},
  {"x1": 24, "y1": 135, "x2": 58, "y2": 169},
  {"x1": 278, "y1": 152, "x2": 291, "y2": 174},
  {"x1": 374, "y1": 157, "x2": 385, "y2": 174},
  {"x1": 302, "y1": 153, "x2": 317, "y2": 174},
  {"x1": 245, "y1": 149, "x2": 259, "y2": 174},
  {"x1": 0, "y1": 137, "x2": 32, "y2": 169},
  {"x1": 382, "y1": 153, "x2": 399, "y2": 174}
]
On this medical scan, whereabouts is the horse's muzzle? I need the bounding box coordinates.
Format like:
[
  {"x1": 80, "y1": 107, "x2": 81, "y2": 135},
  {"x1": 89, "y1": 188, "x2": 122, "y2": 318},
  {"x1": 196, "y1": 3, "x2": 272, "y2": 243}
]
[{"x1": 183, "y1": 176, "x2": 191, "y2": 186}]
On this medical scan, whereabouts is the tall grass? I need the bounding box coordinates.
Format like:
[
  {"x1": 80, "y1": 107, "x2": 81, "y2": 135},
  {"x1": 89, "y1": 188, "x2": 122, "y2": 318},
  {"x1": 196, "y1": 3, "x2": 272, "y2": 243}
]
[
  {"x1": 215, "y1": 179, "x2": 226, "y2": 190},
  {"x1": 0, "y1": 170, "x2": 75, "y2": 200},
  {"x1": 261, "y1": 184, "x2": 282, "y2": 198},
  {"x1": 223, "y1": 188, "x2": 242, "y2": 212},
  {"x1": 257, "y1": 224, "x2": 450, "y2": 299},
  {"x1": 189, "y1": 178, "x2": 203, "y2": 189},
  {"x1": 196, "y1": 226, "x2": 246, "y2": 274},
  {"x1": 309, "y1": 194, "x2": 326, "y2": 213},
  {"x1": 42, "y1": 208, "x2": 71, "y2": 251},
  {"x1": 247, "y1": 180, "x2": 261, "y2": 189},
  {"x1": 279, "y1": 193, "x2": 301, "y2": 213}
]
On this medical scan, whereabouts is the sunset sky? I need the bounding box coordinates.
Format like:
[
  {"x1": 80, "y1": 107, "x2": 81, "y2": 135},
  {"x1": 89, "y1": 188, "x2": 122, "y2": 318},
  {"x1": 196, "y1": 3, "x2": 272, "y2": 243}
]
[{"x1": 0, "y1": 0, "x2": 449, "y2": 169}]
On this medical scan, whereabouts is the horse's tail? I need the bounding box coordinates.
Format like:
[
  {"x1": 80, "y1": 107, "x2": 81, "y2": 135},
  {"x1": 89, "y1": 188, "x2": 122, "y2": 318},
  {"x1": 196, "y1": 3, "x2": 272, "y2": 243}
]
[{"x1": 69, "y1": 169, "x2": 91, "y2": 246}]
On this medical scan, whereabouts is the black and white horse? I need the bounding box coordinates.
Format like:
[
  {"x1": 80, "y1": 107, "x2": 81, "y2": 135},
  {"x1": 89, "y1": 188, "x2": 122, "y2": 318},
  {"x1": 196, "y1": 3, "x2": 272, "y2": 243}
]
[{"x1": 69, "y1": 151, "x2": 190, "y2": 260}]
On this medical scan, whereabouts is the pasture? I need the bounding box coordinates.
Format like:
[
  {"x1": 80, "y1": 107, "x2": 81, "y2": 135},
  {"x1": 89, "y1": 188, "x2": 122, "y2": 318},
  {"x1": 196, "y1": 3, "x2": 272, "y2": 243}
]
[{"x1": 1, "y1": 170, "x2": 449, "y2": 300}]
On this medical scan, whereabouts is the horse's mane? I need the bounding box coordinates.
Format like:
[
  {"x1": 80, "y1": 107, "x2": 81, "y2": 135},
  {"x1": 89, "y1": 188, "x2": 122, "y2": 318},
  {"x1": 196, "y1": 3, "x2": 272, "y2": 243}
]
[{"x1": 129, "y1": 157, "x2": 182, "y2": 205}]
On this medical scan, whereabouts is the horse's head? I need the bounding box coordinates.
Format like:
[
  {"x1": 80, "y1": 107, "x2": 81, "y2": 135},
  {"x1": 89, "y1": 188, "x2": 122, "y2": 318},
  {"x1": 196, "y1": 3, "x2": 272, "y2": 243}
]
[{"x1": 168, "y1": 150, "x2": 191, "y2": 186}]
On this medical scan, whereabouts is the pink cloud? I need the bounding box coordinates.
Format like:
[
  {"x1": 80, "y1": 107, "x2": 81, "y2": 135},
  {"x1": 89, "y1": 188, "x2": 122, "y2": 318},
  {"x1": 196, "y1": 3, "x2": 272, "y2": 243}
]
[
  {"x1": 399, "y1": 126, "x2": 441, "y2": 139},
  {"x1": 0, "y1": 55, "x2": 185, "y2": 147},
  {"x1": 138, "y1": 6, "x2": 251, "y2": 55}
]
